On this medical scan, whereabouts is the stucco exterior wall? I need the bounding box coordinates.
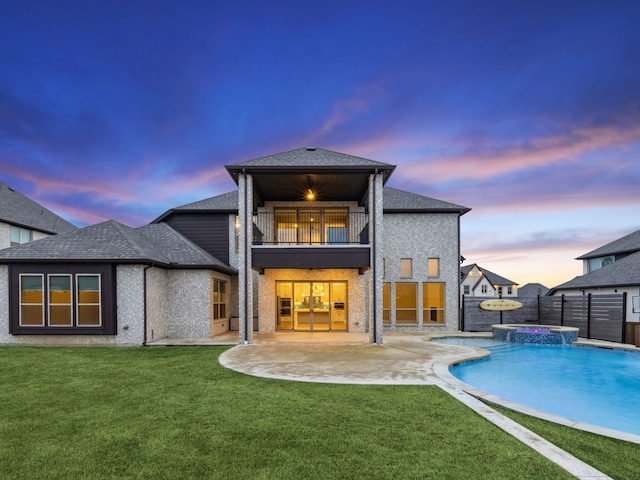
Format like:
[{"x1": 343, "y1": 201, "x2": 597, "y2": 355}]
[
  {"x1": 166, "y1": 270, "x2": 212, "y2": 338},
  {"x1": 0, "y1": 223, "x2": 9, "y2": 250},
  {"x1": 381, "y1": 212, "x2": 461, "y2": 332},
  {"x1": 257, "y1": 268, "x2": 368, "y2": 333}
]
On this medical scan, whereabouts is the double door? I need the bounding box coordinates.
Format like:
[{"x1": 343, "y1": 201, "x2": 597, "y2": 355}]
[{"x1": 276, "y1": 281, "x2": 347, "y2": 331}]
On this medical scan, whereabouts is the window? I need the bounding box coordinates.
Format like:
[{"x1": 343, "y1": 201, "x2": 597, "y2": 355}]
[
  {"x1": 20, "y1": 274, "x2": 44, "y2": 326},
  {"x1": 428, "y1": 258, "x2": 439, "y2": 277},
  {"x1": 213, "y1": 278, "x2": 227, "y2": 320},
  {"x1": 11, "y1": 265, "x2": 114, "y2": 335},
  {"x1": 481, "y1": 285, "x2": 488, "y2": 294},
  {"x1": 395, "y1": 283, "x2": 417, "y2": 323},
  {"x1": 400, "y1": 258, "x2": 412, "y2": 278},
  {"x1": 507, "y1": 286, "x2": 513, "y2": 295},
  {"x1": 382, "y1": 282, "x2": 390, "y2": 324},
  {"x1": 463, "y1": 285, "x2": 470, "y2": 295},
  {"x1": 498, "y1": 287, "x2": 503, "y2": 296},
  {"x1": 10, "y1": 226, "x2": 32, "y2": 246},
  {"x1": 19, "y1": 273, "x2": 102, "y2": 327},
  {"x1": 275, "y1": 208, "x2": 349, "y2": 245},
  {"x1": 423, "y1": 283, "x2": 445, "y2": 323}
]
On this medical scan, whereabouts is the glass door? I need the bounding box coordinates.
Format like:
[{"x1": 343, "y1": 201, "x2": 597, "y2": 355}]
[{"x1": 277, "y1": 281, "x2": 348, "y2": 331}]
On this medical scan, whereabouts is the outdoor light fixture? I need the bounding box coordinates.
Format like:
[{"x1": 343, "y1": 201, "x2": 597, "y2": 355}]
[{"x1": 306, "y1": 188, "x2": 315, "y2": 200}]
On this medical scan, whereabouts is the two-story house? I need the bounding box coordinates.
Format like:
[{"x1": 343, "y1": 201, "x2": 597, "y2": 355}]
[
  {"x1": 460, "y1": 263, "x2": 518, "y2": 298},
  {"x1": 0, "y1": 148, "x2": 470, "y2": 346},
  {"x1": 0, "y1": 182, "x2": 76, "y2": 249},
  {"x1": 549, "y1": 228, "x2": 640, "y2": 323}
]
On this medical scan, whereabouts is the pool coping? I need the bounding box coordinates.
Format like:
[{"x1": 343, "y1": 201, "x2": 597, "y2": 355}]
[{"x1": 430, "y1": 334, "x2": 640, "y2": 445}]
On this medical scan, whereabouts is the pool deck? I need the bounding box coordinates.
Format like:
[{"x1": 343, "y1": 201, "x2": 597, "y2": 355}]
[{"x1": 207, "y1": 331, "x2": 640, "y2": 480}]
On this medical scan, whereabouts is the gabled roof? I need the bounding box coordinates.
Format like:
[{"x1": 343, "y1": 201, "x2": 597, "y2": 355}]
[
  {"x1": 551, "y1": 250, "x2": 640, "y2": 292},
  {"x1": 0, "y1": 182, "x2": 77, "y2": 234},
  {"x1": 577, "y1": 228, "x2": 640, "y2": 260},
  {"x1": 0, "y1": 220, "x2": 235, "y2": 273},
  {"x1": 383, "y1": 187, "x2": 470, "y2": 214},
  {"x1": 152, "y1": 191, "x2": 238, "y2": 222},
  {"x1": 461, "y1": 263, "x2": 518, "y2": 286}
]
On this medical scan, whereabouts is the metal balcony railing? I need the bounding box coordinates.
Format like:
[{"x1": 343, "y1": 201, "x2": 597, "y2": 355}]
[{"x1": 252, "y1": 211, "x2": 369, "y2": 245}]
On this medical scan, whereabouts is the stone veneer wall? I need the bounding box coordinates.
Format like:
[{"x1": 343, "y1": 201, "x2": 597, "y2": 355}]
[
  {"x1": 0, "y1": 223, "x2": 9, "y2": 250},
  {"x1": 145, "y1": 267, "x2": 168, "y2": 342},
  {"x1": 0, "y1": 265, "x2": 9, "y2": 343},
  {"x1": 381, "y1": 213, "x2": 460, "y2": 332},
  {"x1": 257, "y1": 268, "x2": 369, "y2": 333},
  {"x1": 115, "y1": 265, "x2": 146, "y2": 345},
  {"x1": 166, "y1": 269, "x2": 233, "y2": 339}
]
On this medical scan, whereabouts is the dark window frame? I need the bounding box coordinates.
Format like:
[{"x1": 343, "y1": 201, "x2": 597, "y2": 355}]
[{"x1": 9, "y1": 264, "x2": 116, "y2": 335}]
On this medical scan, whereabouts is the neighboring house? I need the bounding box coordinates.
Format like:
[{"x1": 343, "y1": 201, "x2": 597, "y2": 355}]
[
  {"x1": 460, "y1": 264, "x2": 518, "y2": 298},
  {"x1": 0, "y1": 147, "x2": 470, "y2": 346},
  {"x1": 0, "y1": 182, "x2": 77, "y2": 249},
  {"x1": 518, "y1": 283, "x2": 549, "y2": 297},
  {"x1": 549, "y1": 228, "x2": 640, "y2": 323}
]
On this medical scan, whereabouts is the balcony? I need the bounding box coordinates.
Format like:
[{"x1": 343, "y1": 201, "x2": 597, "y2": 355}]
[
  {"x1": 251, "y1": 210, "x2": 370, "y2": 271},
  {"x1": 252, "y1": 210, "x2": 369, "y2": 245}
]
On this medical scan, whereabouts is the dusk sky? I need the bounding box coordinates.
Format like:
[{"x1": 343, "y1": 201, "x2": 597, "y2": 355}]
[{"x1": 2, "y1": 1, "x2": 639, "y2": 288}]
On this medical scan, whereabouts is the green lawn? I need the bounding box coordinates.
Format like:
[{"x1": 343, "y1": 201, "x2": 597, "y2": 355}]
[{"x1": 0, "y1": 346, "x2": 627, "y2": 479}]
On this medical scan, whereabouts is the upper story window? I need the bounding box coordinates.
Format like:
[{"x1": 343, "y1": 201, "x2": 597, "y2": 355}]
[
  {"x1": 10, "y1": 226, "x2": 32, "y2": 246},
  {"x1": 400, "y1": 258, "x2": 412, "y2": 278},
  {"x1": 463, "y1": 285, "x2": 470, "y2": 295},
  {"x1": 428, "y1": 258, "x2": 439, "y2": 277},
  {"x1": 588, "y1": 256, "x2": 614, "y2": 272},
  {"x1": 481, "y1": 285, "x2": 488, "y2": 294}
]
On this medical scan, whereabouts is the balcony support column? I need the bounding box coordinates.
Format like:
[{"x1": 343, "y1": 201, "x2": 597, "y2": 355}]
[
  {"x1": 238, "y1": 172, "x2": 254, "y2": 344},
  {"x1": 369, "y1": 172, "x2": 384, "y2": 344}
]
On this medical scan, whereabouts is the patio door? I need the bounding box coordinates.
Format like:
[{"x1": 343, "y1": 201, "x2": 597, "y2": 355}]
[{"x1": 276, "y1": 281, "x2": 347, "y2": 331}]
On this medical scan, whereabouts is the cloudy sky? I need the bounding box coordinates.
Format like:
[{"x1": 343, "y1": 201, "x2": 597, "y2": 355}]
[{"x1": 2, "y1": 0, "x2": 639, "y2": 288}]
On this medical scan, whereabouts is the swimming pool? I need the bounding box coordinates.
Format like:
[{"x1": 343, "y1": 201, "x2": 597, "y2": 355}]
[{"x1": 435, "y1": 338, "x2": 640, "y2": 437}]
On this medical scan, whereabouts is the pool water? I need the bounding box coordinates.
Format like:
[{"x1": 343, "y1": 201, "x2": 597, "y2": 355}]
[{"x1": 435, "y1": 338, "x2": 640, "y2": 437}]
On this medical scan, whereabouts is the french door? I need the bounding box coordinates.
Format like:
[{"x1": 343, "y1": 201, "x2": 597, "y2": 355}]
[{"x1": 276, "y1": 281, "x2": 347, "y2": 331}]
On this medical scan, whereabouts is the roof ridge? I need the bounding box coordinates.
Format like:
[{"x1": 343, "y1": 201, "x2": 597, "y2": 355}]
[{"x1": 110, "y1": 220, "x2": 168, "y2": 263}]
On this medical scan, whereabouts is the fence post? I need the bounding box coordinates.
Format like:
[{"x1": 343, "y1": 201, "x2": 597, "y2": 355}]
[
  {"x1": 560, "y1": 294, "x2": 565, "y2": 326},
  {"x1": 587, "y1": 293, "x2": 592, "y2": 339}
]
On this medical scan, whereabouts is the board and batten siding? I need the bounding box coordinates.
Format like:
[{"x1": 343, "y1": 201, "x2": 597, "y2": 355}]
[{"x1": 163, "y1": 213, "x2": 230, "y2": 264}]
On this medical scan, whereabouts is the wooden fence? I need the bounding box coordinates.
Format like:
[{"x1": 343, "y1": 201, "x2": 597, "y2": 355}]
[{"x1": 462, "y1": 293, "x2": 627, "y2": 343}]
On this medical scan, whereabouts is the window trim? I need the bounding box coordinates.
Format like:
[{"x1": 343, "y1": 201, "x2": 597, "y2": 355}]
[{"x1": 10, "y1": 264, "x2": 115, "y2": 335}]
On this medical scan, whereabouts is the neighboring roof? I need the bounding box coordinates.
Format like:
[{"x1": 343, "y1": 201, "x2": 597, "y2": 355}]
[
  {"x1": 152, "y1": 191, "x2": 238, "y2": 223},
  {"x1": 518, "y1": 283, "x2": 549, "y2": 296},
  {"x1": 461, "y1": 263, "x2": 518, "y2": 286},
  {"x1": 384, "y1": 187, "x2": 470, "y2": 214},
  {"x1": 0, "y1": 182, "x2": 77, "y2": 234},
  {"x1": 550, "y1": 250, "x2": 640, "y2": 292},
  {"x1": 0, "y1": 220, "x2": 236, "y2": 273},
  {"x1": 577, "y1": 228, "x2": 640, "y2": 260}
]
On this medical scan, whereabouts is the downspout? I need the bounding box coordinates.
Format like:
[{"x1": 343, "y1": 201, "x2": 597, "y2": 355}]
[{"x1": 142, "y1": 264, "x2": 154, "y2": 346}]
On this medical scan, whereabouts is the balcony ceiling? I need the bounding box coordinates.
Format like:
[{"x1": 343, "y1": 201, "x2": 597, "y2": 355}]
[{"x1": 252, "y1": 172, "x2": 371, "y2": 206}]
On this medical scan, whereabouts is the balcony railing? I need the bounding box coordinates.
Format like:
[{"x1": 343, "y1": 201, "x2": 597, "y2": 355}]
[{"x1": 252, "y1": 211, "x2": 369, "y2": 245}]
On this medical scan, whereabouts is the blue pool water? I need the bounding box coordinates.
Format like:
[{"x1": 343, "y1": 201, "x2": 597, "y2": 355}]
[{"x1": 436, "y1": 338, "x2": 640, "y2": 437}]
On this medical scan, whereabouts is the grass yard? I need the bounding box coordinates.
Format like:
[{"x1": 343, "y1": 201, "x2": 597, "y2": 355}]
[{"x1": 0, "y1": 346, "x2": 613, "y2": 479}]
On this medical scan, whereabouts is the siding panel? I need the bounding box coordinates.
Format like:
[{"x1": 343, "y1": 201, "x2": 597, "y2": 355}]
[{"x1": 163, "y1": 214, "x2": 230, "y2": 264}]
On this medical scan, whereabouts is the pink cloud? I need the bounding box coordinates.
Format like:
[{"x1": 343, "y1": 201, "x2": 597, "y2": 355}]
[{"x1": 397, "y1": 123, "x2": 640, "y2": 182}]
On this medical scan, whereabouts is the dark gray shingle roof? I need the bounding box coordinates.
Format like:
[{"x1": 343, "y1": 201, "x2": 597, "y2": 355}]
[
  {"x1": 577, "y1": 228, "x2": 640, "y2": 259},
  {"x1": 170, "y1": 191, "x2": 238, "y2": 211},
  {"x1": 384, "y1": 187, "x2": 470, "y2": 213},
  {"x1": 551, "y1": 250, "x2": 640, "y2": 291},
  {"x1": 0, "y1": 182, "x2": 77, "y2": 234},
  {"x1": 226, "y1": 147, "x2": 394, "y2": 169},
  {"x1": 0, "y1": 220, "x2": 235, "y2": 272}
]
